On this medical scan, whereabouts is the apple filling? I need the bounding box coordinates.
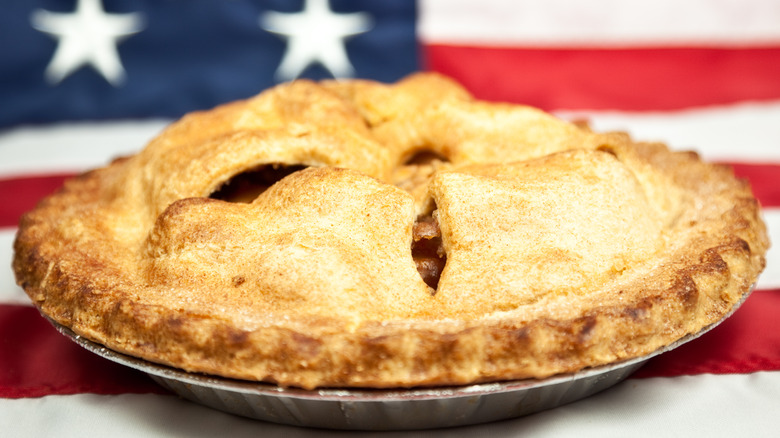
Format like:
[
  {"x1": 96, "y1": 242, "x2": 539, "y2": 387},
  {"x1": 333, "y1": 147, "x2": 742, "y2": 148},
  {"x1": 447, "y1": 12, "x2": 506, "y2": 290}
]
[{"x1": 411, "y1": 212, "x2": 446, "y2": 292}]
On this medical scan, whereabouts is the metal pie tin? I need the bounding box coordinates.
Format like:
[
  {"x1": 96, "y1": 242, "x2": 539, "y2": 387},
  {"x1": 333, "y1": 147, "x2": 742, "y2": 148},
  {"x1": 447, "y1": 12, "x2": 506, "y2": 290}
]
[{"x1": 47, "y1": 289, "x2": 752, "y2": 430}]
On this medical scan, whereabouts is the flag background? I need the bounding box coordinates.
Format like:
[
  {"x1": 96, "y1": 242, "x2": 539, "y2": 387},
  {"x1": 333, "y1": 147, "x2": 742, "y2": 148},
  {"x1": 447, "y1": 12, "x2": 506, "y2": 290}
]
[{"x1": 1, "y1": 0, "x2": 779, "y2": 436}]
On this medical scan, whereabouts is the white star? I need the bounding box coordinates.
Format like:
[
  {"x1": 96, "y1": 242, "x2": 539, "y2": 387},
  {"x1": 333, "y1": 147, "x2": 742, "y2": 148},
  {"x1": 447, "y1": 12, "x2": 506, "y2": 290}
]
[
  {"x1": 30, "y1": 0, "x2": 144, "y2": 86},
  {"x1": 261, "y1": 0, "x2": 372, "y2": 81}
]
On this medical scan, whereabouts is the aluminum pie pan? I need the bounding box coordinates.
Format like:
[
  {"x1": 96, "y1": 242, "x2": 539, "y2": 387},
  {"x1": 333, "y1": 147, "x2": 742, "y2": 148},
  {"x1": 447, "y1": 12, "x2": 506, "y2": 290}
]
[{"x1": 46, "y1": 288, "x2": 752, "y2": 430}]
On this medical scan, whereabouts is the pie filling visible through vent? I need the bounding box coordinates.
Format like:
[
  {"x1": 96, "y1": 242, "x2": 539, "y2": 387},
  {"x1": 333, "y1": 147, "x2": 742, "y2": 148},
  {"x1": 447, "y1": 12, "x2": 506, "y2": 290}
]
[
  {"x1": 210, "y1": 163, "x2": 308, "y2": 203},
  {"x1": 13, "y1": 73, "x2": 769, "y2": 389},
  {"x1": 412, "y1": 211, "x2": 446, "y2": 291}
]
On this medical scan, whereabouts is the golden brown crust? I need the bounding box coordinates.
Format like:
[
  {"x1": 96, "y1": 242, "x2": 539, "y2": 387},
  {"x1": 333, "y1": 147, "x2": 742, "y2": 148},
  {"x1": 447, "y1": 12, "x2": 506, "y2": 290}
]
[{"x1": 13, "y1": 73, "x2": 769, "y2": 389}]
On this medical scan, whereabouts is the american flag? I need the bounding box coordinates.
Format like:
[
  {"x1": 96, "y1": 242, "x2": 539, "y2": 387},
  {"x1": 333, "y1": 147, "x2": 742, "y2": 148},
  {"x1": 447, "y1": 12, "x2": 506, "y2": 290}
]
[{"x1": 1, "y1": 0, "x2": 779, "y2": 435}]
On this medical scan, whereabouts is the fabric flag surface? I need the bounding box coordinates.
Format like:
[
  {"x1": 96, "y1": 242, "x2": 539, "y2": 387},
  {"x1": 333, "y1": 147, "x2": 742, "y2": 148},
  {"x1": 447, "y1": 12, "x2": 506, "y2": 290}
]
[{"x1": 1, "y1": 0, "x2": 779, "y2": 436}]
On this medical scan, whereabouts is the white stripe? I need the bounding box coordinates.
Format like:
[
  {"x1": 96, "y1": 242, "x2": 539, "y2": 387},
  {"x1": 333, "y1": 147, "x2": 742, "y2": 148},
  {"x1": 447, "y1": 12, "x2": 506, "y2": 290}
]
[
  {"x1": 556, "y1": 100, "x2": 780, "y2": 163},
  {"x1": 0, "y1": 119, "x2": 170, "y2": 179},
  {"x1": 420, "y1": 0, "x2": 780, "y2": 47},
  {"x1": 2, "y1": 208, "x2": 778, "y2": 306},
  {"x1": 0, "y1": 228, "x2": 31, "y2": 306},
  {"x1": 1, "y1": 372, "x2": 779, "y2": 436},
  {"x1": 0, "y1": 104, "x2": 779, "y2": 178},
  {"x1": 759, "y1": 209, "x2": 780, "y2": 290}
]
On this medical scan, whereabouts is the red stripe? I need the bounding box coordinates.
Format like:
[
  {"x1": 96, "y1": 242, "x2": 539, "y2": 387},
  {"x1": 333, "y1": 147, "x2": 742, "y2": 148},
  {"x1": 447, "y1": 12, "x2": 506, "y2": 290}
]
[
  {"x1": 730, "y1": 163, "x2": 780, "y2": 208},
  {"x1": 0, "y1": 173, "x2": 73, "y2": 228},
  {"x1": 425, "y1": 45, "x2": 780, "y2": 111},
  {"x1": 634, "y1": 290, "x2": 780, "y2": 378},
  {"x1": 0, "y1": 305, "x2": 166, "y2": 398}
]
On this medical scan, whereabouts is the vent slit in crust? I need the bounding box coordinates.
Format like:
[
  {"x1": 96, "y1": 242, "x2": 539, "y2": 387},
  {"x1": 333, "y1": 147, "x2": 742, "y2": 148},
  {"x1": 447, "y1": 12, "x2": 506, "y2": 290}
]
[
  {"x1": 412, "y1": 210, "x2": 446, "y2": 293},
  {"x1": 210, "y1": 163, "x2": 308, "y2": 203},
  {"x1": 403, "y1": 149, "x2": 449, "y2": 167}
]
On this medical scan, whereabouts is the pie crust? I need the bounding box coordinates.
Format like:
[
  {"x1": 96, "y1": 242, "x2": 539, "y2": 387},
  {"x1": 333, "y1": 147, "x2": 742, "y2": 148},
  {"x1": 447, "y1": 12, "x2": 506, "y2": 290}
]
[{"x1": 13, "y1": 73, "x2": 769, "y2": 389}]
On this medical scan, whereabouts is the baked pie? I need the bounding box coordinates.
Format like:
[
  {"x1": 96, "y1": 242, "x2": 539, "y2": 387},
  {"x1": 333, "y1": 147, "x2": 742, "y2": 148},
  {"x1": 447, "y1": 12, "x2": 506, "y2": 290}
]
[{"x1": 13, "y1": 73, "x2": 768, "y2": 389}]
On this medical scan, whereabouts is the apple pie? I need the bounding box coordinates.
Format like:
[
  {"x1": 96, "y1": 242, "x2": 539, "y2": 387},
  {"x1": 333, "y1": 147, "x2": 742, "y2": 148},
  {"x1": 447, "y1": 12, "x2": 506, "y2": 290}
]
[{"x1": 13, "y1": 73, "x2": 769, "y2": 389}]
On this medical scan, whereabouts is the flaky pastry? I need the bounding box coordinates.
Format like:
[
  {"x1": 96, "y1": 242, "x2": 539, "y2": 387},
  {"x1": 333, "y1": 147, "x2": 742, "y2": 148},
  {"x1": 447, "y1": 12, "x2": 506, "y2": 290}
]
[{"x1": 14, "y1": 73, "x2": 768, "y2": 389}]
